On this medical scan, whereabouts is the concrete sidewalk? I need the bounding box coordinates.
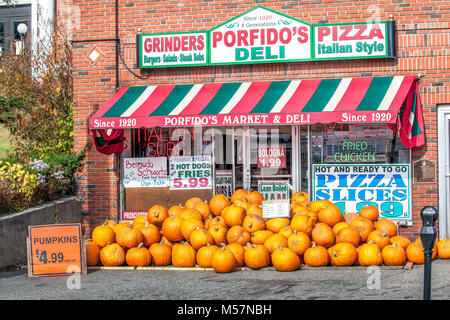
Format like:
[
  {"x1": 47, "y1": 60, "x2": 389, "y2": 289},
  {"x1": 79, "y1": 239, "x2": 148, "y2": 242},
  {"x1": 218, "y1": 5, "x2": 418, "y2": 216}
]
[{"x1": 0, "y1": 259, "x2": 449, "y2": 300}]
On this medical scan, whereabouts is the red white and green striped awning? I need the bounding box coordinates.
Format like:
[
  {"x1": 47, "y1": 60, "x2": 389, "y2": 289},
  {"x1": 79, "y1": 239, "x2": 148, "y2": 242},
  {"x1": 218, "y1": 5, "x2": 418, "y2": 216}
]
[{"x1": 89, "y1": 75, "x2": 418, "y2": 130}]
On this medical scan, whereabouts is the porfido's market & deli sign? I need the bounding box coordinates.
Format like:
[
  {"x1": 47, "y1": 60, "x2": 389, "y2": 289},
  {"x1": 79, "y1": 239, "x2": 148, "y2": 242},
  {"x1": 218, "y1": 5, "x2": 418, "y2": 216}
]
[{"x1": 137, "y1": 6, "x2": 396, "y2": 68}]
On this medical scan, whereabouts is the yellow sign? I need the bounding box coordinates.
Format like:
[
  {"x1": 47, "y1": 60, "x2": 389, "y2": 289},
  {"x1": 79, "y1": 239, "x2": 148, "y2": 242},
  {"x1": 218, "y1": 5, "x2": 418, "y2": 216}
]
[{"x1": 27, "y1": 223, "x2": 86, "y2": 277}]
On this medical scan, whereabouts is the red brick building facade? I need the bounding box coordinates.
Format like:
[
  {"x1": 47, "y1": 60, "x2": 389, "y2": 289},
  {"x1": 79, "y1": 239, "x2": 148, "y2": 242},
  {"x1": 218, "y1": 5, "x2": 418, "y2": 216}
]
[{"x1": 69, "y1": 0, "x2": 449, "y2": 238}]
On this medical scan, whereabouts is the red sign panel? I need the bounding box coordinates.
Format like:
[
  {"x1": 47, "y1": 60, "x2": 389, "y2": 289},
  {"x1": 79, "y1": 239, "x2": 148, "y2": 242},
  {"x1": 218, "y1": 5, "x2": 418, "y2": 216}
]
[{"x1": 258, "y1": 144, "x2": 286, "y2": 168}]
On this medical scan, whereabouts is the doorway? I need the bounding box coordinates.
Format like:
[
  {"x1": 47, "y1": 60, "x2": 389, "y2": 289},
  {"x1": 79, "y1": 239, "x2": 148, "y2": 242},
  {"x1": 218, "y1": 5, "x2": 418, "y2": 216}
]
[
  {"x1": 438, "y1": 105, "x2": 450, "y2": 239},
  {"x1": 214, "y1": 126, "x2": 296, "y2": 199}
]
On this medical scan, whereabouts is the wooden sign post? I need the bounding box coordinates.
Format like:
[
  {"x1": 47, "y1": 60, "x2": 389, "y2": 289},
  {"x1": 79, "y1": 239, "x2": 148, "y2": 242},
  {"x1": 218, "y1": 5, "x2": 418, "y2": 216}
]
[{"x1": 27, "y1": 223, "x2": 86, "y2": 277}]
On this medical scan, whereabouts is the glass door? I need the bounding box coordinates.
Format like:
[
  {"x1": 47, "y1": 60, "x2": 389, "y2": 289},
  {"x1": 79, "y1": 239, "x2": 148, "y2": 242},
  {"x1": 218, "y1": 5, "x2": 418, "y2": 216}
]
[{"x1": 438, "y1": 106, "x2": 450, "y2": 239}]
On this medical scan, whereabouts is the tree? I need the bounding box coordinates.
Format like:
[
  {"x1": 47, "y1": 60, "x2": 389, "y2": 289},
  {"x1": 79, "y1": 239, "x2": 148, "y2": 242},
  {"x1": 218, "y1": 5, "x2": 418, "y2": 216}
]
[{"x1": 0, "y1": 17, "x2": 73, "y2": 159}]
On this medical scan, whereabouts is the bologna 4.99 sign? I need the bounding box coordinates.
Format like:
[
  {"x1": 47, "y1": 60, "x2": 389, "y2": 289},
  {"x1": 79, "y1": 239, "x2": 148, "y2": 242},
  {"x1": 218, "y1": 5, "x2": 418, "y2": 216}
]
[{"x1": 312, "y1": 164, "x2": 411, "y2": 221}]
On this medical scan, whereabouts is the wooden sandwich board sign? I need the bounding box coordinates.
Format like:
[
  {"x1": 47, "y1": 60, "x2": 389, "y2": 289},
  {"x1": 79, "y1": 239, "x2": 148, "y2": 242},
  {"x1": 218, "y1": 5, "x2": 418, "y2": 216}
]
[{"x1": 27, "y1": 223, "x2": 86, "y2": 277}]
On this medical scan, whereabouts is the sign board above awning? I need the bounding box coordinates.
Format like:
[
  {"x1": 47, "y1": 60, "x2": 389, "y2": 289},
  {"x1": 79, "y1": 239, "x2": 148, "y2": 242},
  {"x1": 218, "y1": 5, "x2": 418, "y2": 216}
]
[
  {"x1": 90, "y1": 75, "x2": 417, "y2": 130},
  {"x1": 137, "y1": 6, "x2": 396, "y2": 68}
]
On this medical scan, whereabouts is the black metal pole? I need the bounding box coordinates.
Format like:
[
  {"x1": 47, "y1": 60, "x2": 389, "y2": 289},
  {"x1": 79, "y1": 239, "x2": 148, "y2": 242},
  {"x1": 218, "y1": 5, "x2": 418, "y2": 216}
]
[{"x1": 423, "y1": 248, "x2": 432, "y2": 300}]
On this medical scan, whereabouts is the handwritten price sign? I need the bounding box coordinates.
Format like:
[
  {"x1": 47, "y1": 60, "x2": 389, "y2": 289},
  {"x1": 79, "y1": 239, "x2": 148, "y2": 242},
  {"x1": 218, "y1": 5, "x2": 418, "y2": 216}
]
[{"x1": 27, "y1": 223, "x2": 86, "y2": 277}]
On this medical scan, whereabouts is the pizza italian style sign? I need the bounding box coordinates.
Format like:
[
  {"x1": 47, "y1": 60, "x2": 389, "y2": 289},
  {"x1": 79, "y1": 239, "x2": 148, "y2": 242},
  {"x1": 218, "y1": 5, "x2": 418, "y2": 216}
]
[{"x1": 137, "y1": 6, "x2": 396, "y2": 68}]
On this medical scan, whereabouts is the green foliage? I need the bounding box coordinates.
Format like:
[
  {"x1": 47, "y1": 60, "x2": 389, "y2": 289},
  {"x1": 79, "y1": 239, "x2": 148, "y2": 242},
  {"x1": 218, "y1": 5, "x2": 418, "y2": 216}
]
[
  {"x1": 0, "y1": 21, "x2": 73, "y2": 158},
  {"x1": 0, "y1": 151, "x2": 85, "y2": 214}
]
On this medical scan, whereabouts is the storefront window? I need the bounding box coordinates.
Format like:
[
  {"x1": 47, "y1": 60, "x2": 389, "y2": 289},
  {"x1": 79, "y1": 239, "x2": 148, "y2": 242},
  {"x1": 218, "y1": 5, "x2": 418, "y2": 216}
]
[{"x1": 310, "y1": 123, "x2": 410, "y2": 165}]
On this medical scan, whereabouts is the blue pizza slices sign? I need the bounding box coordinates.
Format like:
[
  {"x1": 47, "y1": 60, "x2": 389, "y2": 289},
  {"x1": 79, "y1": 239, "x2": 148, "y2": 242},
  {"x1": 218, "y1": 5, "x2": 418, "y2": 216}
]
[{"x1": 312, "y1": 164, "x2": 411, "y2": 221}]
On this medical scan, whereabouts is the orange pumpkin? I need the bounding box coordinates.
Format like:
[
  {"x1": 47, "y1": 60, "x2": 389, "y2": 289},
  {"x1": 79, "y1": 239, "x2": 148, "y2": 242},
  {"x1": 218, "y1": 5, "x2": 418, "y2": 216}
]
[
  {"x1": 115, "y1": 225, "x2": 144, "y2": 249},
  {"x1": 139, "y1": 223, "x2": 161, "y2": 247},
  {"x1": 264, "y1": 233, "x2": 288, "y2": 253},
  {"x1": 196, "y1": 243, "x2": 219, "y2": 268},
  {"x1": 180, "y1": 218, "x2": 204, "y2": 241},
  {"x1": 226, "y1": 225, "x2": 251, "y2": 246},
  {"x1": 250, "y1": 230, "x2": 274, "y2": 245},
  {"x1": 233, "y1": 198, "x2": 249, "y2": 210},
  {"x1": 359, "y1": 205, "x2": 379, "y2": 222},
  {"x1": 185, "y1": 197, "x2": 203, "y2": 209},
  {"x1": 304, "y1": 242, "x2": 329, "y2": 267},
  {"x1": 246, "y1": 190, "x2": 265, "y2": 205},
  {"x1": 343, "y1": 212, "x2": 359, "y2": 225},
  {"x1": 278, "y1": 224, "x2": 293, "y2": 239},
  {"x1": 287, "y1": 231, "x2": 311, "y2": 256},
  {"x1": 189, "y1": 227, "x2": 214, "y2": 250},
  {"x1": 374, "y1": 218, "x2": 398, "y2": 237},
  {"x1": 104, "y1": 220, "x2": 117, "y2": 230},
  {"x1": 389, "y1": 235, "x2": 412, "y2": 251},
  {"x1": 358, "y1": 241, "x2": 383, "y2": 266},
  {"x1": 290, "y1": 204, "x2": 310, "y2": 219},
  {"x1": 225, "y1": 243, "x2": 245, "y2": 267},
  {"x1": 350, "y1": 217, "x2": 374, "y2": 242},
  {"x1": 148, "y1": 241, "x2": 172, "y2": 266},
  {"x1": 244, "y1": 243, "x2": 270, "y2": 269},
  {"x1": 291, "y1": 191, "x2": 309, "y2": 206},
  {"x1": 193, "y1": 201, "x2": 212, "y2": 220},
  {"x1": 318, "y1": 204, "x2": 343, "y2": 227},
  {"x1": 308, "y1": 200, "x2": 332, "y2": 213},
  {"x1": 209, "y1": 194, "x2": 231, "y2": 216},
  {"x1": 335, "y1": 227, "x2": 361, "y2": 247},
  {"x1": 85, "y1": 239, "x2": 100, "y2": 266},
  {"x1": 133, "y1": 215, "x2": 149, "y2": 227},
  {"x1": 112, "y1": 221, "x2": 132, "y2": 235},
  {"x1": 168, "y1": 205, "x2": 184, "y2": 218},
  {"x1": 179, "y1": 208, "x2": 203, "y2": 221},
  {"x1": 243, "y1": 214, "x2": 266, "y2": 233},
  {"x1": 100, "y1": 243, "x2": 125, "y2": 266},
  {"x1": 160, "y1": 236, "x2": 173, "y2": 249},
  {"x1": 437, "y1": 239, "x2": 450, "y2": 259},
  {"x1": 208, "y1": 224, "x2": 228, "y2": 246},
  {"x1": 172, "y1": 241, "x2": 196, "y2": 267},
  {"x1": 126, "y1": 243, "x2": 151, "y2": 267},
  {"x1": 246, "y1": 203, "x2": 263, "y2": 218},
  {"x1": 205, "y1": 215, "x2": 226, "y2": 229},
  {"x1": 367, "y1": 230, "x2": 390, "y2": 249},
  {"x1": 311, "y1": 223, "x2": 335, "y2": 248},
  {"x1": 92, "y1": 223, "x2": 115, "y2": 248},
  {"x1": 231, "y1": 189, "x2": 249, "y2": 203},
  {"x1": 333, "y1": 222, "x2": 350, "y2": 235},
  {"x1": 265, "y1": 218, "x2": 290, "y2": 233},
  {"x1": 212, "y1": 246, "x2": 236, "y2": 273},
  {"x1": 271, "y1": 247, "x2": 301, "y2": 272},
  {"x1": 406, "y1": 243, "x2": 425, "y2": 264},
  {"x1": 382, "y1": 243, "x2": 406, "y2": 266},
  {"x1": 161, "y1": 215, "x2": 184, "y2": 242},
  {"x1": 222, "y1": 205, "x2": 246, "y2": 227},
  {"x1": 290, "y1": 214, "x2": 315, "y2": 235},
  {"x1": 147, "y1": 205, "x2": 169, "y2": 226},
  {"x1": 328, "y1": 242, "x2": 357, "y2": 266},
  {"x1": 414, "y1": 238, "x2": 438, "y2": 259}
]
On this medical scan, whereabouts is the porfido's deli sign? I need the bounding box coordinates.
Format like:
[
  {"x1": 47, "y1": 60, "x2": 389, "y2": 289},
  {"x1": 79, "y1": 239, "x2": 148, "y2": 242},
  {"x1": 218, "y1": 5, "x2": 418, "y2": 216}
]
[
  {"x1": 137, "y1": 6, "x2": 395, "y2": 68},
  {"x1": 312, "y1": 164, "x2": 411, "y2": 221}
]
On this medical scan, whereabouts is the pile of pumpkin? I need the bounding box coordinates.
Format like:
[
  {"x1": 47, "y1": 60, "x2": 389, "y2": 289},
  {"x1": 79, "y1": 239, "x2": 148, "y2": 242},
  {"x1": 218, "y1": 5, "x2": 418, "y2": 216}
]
[{"x1": 85, "y1": 189, "x2": 450, "y2": 273}]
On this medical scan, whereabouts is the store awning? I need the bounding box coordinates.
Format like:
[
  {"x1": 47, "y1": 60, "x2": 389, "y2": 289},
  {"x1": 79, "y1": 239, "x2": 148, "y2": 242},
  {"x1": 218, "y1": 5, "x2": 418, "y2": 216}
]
[
  {"x1": 90, "y1": 75, "x2": 418, "y2": 129},
  {"x1": 89, "y1": 75, "x2": 425, "y2": 148}
]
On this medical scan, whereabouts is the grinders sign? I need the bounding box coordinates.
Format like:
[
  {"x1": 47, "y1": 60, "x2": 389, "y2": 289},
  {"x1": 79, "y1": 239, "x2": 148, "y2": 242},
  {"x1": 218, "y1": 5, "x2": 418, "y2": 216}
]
[{"x1": 27, "y1": 223, "x2": 86, "y2": 277}]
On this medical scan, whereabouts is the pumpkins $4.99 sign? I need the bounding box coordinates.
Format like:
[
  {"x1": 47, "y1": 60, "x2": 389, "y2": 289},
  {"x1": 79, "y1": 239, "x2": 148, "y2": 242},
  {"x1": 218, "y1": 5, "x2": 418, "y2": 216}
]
[{"x1": 27, "y1": 223, "x2": 86, "y2": 277}]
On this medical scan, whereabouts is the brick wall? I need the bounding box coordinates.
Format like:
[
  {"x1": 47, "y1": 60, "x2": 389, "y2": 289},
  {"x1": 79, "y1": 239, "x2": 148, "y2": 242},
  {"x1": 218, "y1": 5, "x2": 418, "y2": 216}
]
[{"x1": 67, "y1": 0, "x2": 449, "y2": 238}]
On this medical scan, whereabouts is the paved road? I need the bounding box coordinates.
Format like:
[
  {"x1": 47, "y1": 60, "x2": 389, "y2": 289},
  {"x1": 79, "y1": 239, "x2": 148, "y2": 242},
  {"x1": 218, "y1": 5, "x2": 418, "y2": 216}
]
[{"x1": 1, "y1": 260, "x2": 449, "y2": 301}]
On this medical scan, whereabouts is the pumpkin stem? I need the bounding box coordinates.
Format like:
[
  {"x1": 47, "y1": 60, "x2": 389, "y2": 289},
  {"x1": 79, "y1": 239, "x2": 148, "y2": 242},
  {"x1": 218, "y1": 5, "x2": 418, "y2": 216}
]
[{"x1": 138, "y1": 243, "x2": 144, "y2": 249}]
